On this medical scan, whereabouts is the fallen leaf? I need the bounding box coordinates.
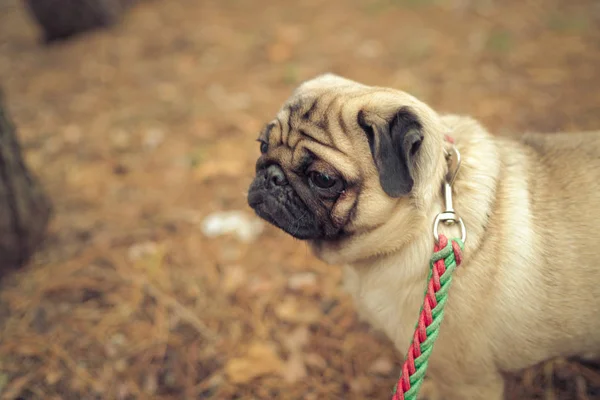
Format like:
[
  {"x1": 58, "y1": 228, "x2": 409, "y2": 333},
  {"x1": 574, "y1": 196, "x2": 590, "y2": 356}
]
[
  {"x1": 350, "y1": 375, "x2": 373, "y2": 394},
  {"x1": 45, "y1": 369, "x2": 63, "y2": 385},
  {"x1": 274, "y1": 297, "x2": 321, "y2": 324},
  {"x1": 110, "y1": 129, "x2": 132, "y2": 151},
  {"x1": 278, "y1": 326, "x2": 311, "y2": 384},
  {"x1": 281, "y1": 352, "x2": 307, "y2": 384},
  {"x1": 222, "y1": 265, "x2": 247, "y2": 294},
  {"x1": 287, "y1": 272, "x2": 318, "y2": 293},
  {"x1": 282, "y1": 326, "x2": 310, "y2": 353},
  {"x1": 127, "y1": 241, "x2": 159, "y2": 261},
  {"x1": 305, "y1": 353, "x2": 327, "y2": 370},
  {"x1": 225, "y1": 341, "x2": 283, "y2": 384},
  {"x1": 369, "y1": 356, "x2": 395, "y2": 376},
  {"x1": 248, "y1": 276, "x2": 274, "y2": 295},
  {"x1": 217, "y1": 243, "x2": 243, "y2": 262}
]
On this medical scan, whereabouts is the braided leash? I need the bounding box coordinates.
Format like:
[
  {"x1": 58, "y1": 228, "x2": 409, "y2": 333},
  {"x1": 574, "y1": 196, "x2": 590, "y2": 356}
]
[
  {"x1": 391, "y1": 137, "x2": 466, "y2": 400},
  {"x1": 391, "y1": 234, "x2": 464, "y2": 400}
]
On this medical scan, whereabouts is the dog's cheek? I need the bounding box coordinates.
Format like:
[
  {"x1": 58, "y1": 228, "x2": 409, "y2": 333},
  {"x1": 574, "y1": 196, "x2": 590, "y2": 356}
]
[
  {"x1": 284, "y1": 182, "x2": 324, "y2": 229},
  {"x1": 330, "y1": 187, "x2": 359, "y2": 228},
  {"x1": 291, "y1": 180, "x2": 324, "y2": 216}
]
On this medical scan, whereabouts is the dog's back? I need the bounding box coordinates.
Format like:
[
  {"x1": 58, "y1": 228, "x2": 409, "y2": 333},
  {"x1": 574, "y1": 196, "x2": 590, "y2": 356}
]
[{"x1": 490, "y1": 130, "x2": 600, "y2": 366}]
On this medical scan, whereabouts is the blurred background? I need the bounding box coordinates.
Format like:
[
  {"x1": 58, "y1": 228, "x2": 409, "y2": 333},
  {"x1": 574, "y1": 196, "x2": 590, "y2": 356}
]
[{"x1": 0, "y1": 0, "x2": 599, "y2": 399}]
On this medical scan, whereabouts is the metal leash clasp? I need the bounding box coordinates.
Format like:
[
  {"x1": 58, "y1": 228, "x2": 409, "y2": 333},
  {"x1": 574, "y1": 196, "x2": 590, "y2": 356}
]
[{"x1": 433, "y1": 146, "x2": 466, "y2": 244}]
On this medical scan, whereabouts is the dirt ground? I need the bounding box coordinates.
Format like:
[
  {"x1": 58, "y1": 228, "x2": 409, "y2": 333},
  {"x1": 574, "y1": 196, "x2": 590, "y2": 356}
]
[{"x1": 1, "y1": 0, "x2": 600, "y2": 399}]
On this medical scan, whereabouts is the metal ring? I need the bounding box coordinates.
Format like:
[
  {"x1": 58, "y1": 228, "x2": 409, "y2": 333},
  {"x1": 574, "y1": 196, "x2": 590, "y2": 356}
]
[{"x1": 433, "y1": 213, "x2": 466, "y2": 244}]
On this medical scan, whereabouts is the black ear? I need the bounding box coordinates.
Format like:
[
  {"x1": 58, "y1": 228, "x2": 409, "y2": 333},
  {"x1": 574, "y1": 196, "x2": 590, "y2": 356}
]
[{"x1": 357, "y1": 108, "x2": 424, "y2": 198}]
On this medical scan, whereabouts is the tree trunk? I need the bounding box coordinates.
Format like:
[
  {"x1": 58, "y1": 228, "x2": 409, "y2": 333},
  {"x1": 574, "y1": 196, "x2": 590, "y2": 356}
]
[
  {"x1": 0, "y1": 91, "x2": 52, "y2": 280},
  {"x1": 24, "y1": 0, "x2": 131, "y2": 43}
]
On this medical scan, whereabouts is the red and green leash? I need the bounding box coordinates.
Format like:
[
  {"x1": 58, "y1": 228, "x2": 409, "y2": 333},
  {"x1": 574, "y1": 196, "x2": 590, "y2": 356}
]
[
  {"x1": 391, "y1": 234, "x2": 464, "y2": 400},
  {"x1": 391, "y1": 138, "x2": 465, "y2": 400}
]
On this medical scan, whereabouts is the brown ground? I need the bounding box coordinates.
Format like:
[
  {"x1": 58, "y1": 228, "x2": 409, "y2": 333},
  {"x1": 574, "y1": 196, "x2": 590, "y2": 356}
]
[{"x1": 1, "y1": 0, "x2": 600, "y2": 399}]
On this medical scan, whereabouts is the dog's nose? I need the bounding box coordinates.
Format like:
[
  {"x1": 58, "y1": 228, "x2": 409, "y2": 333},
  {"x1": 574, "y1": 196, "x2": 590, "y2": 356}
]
[{"x1": 265, "y1": 164, "x2": 288, "y2": 187}]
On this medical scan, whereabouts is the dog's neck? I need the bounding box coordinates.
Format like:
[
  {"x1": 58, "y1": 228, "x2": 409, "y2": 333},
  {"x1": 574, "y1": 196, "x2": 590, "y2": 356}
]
[{"x1": 311, "y1": 114, "x2": 500, "y2": 281}]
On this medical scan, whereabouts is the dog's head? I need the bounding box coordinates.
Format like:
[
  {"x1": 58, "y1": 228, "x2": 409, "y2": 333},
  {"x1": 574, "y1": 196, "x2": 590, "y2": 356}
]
[{"x1": 247, "y1": 74, "x2": 448, "y2": 263}]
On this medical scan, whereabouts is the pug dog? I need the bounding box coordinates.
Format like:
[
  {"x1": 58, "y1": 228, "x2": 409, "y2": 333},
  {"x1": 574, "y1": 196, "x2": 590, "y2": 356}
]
[{"x1": 246, "y1": 73, "x2": 600, "y2": 399}]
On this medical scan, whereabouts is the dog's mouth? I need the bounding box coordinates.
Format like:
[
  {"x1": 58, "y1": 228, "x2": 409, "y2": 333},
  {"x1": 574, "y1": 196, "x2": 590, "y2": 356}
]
[
  {"x1": 247, "y1": 189, "x2": 321, "y2": 240},
  {"x1": 247, "y1": 192, "x2": 280, "y2": 229},
  {"x1": 247, "y1": 190, "x2": 266, "y2": 209}
]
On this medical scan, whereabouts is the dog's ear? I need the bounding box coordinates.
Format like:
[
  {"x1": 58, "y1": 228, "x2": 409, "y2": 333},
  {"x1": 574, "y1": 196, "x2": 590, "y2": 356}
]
[{"x1": 357, "y1": 107, "x2": 424, "y2": 197}]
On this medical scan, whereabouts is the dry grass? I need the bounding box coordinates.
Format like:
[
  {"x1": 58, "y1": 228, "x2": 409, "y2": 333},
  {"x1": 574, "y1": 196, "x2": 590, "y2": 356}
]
[{"x1": 1, "y1": 0, "x2": 600, "y2": 398}]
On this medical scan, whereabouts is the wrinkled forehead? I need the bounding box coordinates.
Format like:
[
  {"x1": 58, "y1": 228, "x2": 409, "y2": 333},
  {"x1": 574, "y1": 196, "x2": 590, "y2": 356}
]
[
  {"x1": 272, "y1": 75, "x2": 374, "y2": 126},
  {"x1": 285, "y1": 74, "x2": 423, "y2": 117},
  {"x1": 257, "y1": 74, "x2": 431, "y2": 144},
  {"x1": 292, "y1": 74, "x2": 367, "y2": 99}
]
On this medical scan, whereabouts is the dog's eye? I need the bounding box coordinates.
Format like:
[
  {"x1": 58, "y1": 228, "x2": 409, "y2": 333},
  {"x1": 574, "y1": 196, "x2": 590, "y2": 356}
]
[
  {"x1": 259, "y1": 140, "x2": 268, "y2": 154},
  {"x1": 309, "y1": 171, "x2": 337, "y2": 189}
]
